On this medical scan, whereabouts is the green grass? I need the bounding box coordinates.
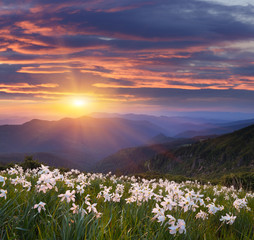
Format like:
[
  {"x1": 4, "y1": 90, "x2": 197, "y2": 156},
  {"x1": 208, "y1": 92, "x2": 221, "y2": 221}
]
[{"x1": 0, "y1": 165, "x2": 253, "y2": 239}]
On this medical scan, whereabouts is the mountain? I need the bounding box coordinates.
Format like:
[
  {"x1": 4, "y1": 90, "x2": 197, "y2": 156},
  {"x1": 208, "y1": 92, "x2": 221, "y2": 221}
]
[
  {"x1": 147, "y1": 133, "x2": 175, "y2": 145},
  {"x1": 175, "y1": 118, "x2": 254, "y2": 138},
  {"x1": 95, "y1": 138, "x2": 197, "y2": 174},
  {"x1": 0, "y1": 116, "x2": 31, "y2": 125},
  {"x1": 0, "y1": 116, "x2": 167, "y2": 170},
  {"x1": 174, "y1": 111, "x2": 254, "y2": 121},
  {"x1": 91, "y1": 113, "x2": 222, "y2": 136},
  {"x1": 91, "y1": 113, "x2": 254, "y2": 138},
  {"x1": 148, "y1": 124, "x2": 254, "y2": 177}
]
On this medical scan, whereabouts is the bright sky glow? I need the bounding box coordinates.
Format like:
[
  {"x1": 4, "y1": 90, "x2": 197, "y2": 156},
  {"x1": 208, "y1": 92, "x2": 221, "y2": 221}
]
[{"x1": 73, "y1": 98, "x2": 88, "y2": 107}]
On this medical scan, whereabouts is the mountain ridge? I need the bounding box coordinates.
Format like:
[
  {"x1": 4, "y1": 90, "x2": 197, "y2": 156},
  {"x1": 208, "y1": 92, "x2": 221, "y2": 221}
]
[{"x1": 0, "y1": 116, "x2": 167, "y2": 170}]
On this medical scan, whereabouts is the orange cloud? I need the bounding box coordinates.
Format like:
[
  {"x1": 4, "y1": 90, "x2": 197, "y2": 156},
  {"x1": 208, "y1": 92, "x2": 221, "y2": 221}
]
[
  {"x1": 16, "y1": 21, "x2": 53, "y2": 36},
  {"x1": 92, "y1": 83, "x2": 201, "y2": 90},
  {"x1": 0, "y1": 83, "x2": 61, "y2": 97},
  {"x1": 17, "y1": 67, "x2": 71, "y2": 74}
]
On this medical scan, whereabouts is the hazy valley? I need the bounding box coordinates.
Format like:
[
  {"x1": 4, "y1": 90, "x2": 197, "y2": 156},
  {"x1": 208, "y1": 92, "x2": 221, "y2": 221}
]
[{"x1": 0, "y1": 114, "x2": 254, "y2": 179}]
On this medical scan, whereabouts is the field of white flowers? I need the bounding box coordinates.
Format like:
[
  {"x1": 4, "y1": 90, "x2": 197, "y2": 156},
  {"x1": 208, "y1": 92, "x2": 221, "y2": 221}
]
[{"x1": 0, "y1": 164, "x2": 253, "y2": 239}]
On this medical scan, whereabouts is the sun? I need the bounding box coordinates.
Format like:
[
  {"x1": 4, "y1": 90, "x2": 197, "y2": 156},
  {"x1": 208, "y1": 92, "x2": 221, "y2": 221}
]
[{"x1": 72, "y1": 98, "x2": 87, "y2": 107}]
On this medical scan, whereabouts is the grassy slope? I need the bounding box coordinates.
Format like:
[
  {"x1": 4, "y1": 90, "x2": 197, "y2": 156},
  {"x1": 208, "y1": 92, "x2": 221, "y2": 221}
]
[{"x1": 148, "y1": 124, "x2": 254, "y2": 177}]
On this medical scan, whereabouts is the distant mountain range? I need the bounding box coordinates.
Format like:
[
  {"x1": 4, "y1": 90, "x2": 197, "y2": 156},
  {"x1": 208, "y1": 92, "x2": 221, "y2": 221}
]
[
  {"x1": 1, "y1": 114, "x2": 254, "y2": 173},
  {"x1": 175, "y1": 118, "x2": 254, "y2": 138},
  {"x1": 91, "y1": 113, "x2": 222, "y2": 136},
  {"x1": 91, "y1": 113, "x2": 254, "y2": 137}
]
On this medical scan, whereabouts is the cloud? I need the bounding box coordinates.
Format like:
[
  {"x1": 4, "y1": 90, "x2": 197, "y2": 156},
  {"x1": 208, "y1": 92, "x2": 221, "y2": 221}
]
[
  {"x1": 232, "y1": 65, "x2": 254, "y2": 76},
  {"x1": 0, "y1": 0, "x2": 254, "y2": 115}
]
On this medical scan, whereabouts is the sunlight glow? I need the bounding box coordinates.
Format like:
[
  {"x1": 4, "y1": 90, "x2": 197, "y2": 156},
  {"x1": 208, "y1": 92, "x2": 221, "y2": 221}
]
[{"x1": 72, "y1": 98, "x2": 87, "y2": 107}]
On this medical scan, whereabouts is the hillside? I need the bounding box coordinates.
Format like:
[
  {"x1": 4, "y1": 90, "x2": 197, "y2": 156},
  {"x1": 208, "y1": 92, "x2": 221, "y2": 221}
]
[
  {"x1": 0, "y1": 116, "x2": 166, "y2": 170},
  {"x1": 95, "y1": 138, "x2": 197, "y2": 174},
  {"x1": 148, "y1": 124, "x2": 254, "y2": 177}
]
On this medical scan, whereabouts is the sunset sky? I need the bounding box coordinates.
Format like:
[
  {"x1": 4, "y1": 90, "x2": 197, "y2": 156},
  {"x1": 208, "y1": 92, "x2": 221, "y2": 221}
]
[{"x1": 1, "y1": 0, "x2": 254, "y2": 122}]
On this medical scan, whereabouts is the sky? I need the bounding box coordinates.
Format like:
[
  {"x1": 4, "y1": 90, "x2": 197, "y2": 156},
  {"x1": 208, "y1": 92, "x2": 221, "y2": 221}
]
[{"x1": 1, "y1": 0, "x2": 254, "y2": 122}]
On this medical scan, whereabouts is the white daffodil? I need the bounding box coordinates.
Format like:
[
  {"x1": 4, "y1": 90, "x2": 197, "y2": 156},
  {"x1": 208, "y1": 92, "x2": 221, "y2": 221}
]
[
  {"x1": 233, "y1": 198, "x2": 248, "y2": 211},
  {"x1": 33, "y1": 202, "x2": 46, "y2": 213},
  {"x1": 169, "y1": 219, "x2": 186, "y2": 235},
  {"x1": 0, "y1": 189, "x2": 7, "y2": 199},
  {"x1": 58, "y1": 190, "x2": 76, "y2": 203},
  {"x1": 195, "y1": 210, "x2": 208, "y2": 220},
  {"x1": 0, "y1": 176, "x2": 6, "y2": 186},
  {"x1": 70, "y1": 203, "x2": 79, "y2": 214},
  {"x1": 220, "y1": 213, "x2": 236, "y2": 225},
  {"x1": 86, "y1": 201, "x2": 98, "y2": 213}
]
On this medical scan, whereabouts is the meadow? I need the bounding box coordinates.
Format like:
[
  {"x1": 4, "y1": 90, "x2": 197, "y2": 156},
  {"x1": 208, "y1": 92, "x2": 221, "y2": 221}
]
[{"x1": 0, "y1": 164, "x2": 253, "y2": 239}]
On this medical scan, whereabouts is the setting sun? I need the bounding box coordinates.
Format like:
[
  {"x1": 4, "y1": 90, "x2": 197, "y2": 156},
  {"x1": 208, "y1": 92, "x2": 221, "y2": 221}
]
[{"x1": 72, "y1": 98, "x2": 88, "y2": 107}]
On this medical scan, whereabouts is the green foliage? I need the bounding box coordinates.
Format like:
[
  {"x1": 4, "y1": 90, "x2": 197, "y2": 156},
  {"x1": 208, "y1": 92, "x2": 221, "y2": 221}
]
[
  {"x1": 58, "y1": 167, "x2": 71, "y2": 173},
  {"x1": 221, "y1": 172, "x2": 254, "y2": 191},
  {"x1": 0, "y1": 156, "x2": 70, "y2": 173},
  {"x1": 0, "y1": 163, "x2": 15, "y2": 171},
  {"x1": 19, "y1": 156, "x2": 42, "y2": 170}
]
